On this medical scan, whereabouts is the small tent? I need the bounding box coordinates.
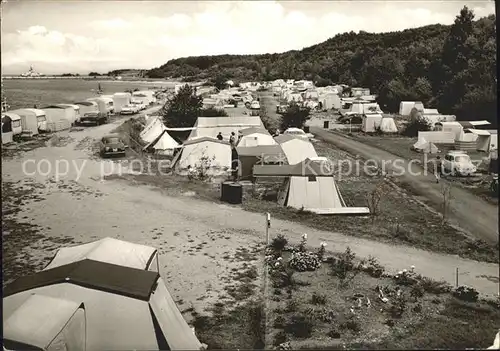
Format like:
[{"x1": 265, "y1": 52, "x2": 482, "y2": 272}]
[
  {"x1": 172, "y1": 137, "x2": 232, "y2": 176},
  {"x1": 3, "y1": 294, "x2": 86, "y2": 350},
  {"x1": 44, "y1": 237, "x2": 160, "y2": 272},
  {"x1": 412, "y1": 138, "x2": 439, "y2": 154},
  {"x1": 3, "y1": 259, "x2": 203, "y2": 350},
  {"x1": 253, "y1": 159, "x2": 370, "y2": 215},
  {"x1": 140, "y1": 117, "x2": 166, "y2": 144},
  {"x1": 143, "y1": 130, "x2": 180, "y2": 156},
  {"x1": 379, "y1": 117, "x2": 398, "y2": 133},
  {"x1": 275, "y1": 134, "x2": 318, "y2": 165},
  {"x1": 361, "y1": 114, "x2": 383, "y2": 133},
  {"x1": 41, "y1": 105, "x2": 73, "y2": 132},
  {"x1": 237, "y1": 127, "x2": 277, "y2": 147}
]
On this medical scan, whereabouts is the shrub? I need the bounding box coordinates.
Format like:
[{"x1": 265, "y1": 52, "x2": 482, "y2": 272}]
[
  {"x1": 275, "y1": 341, "x2": 292, "y2": 350},
  {"x1": 289, "y1": 252, "x2": 321, "y2": 272},
  {"x1": 285, "y1": 299, "x2": 298, "y2": 313},
  {"x1": 419, "y1": 277, "x2": 452, "y2": 294},
  {"x1": 284, "y1": 316, "x2": 313, "y2": 338},
  {"x1": 410, "y1": 284, "x2": 425, "y2": 300},
  {"x1": 402, "y1": 116, "x2": 431, "y2": 137},
  {"x1": 330, "y1": 247, "x2": 359, "y2": 287},
  {"x1": 270, "y1": 234, "x2": 288, "y2": 253},
  {"x1": 305, "y1": 306, "x2": 335, "y2": 323},
  {"x1": 453, "y1": 286, "x2": 479, "y2": 303},
  {"x1": 339, "y1": 314, "x2": 361, "y2": 333},
  {"x1": 360, "y1": 256, "x2": 385, "y2": 278},
  {"x1": 317, "y1": 242, "x2": 327, "y2": 261},
  {"x1": 389, "y1": 294, "x2": 407, "y2": 318},
  {"x1": 199, "y1": 107, "x2": 228, "y2": 117},
  {"x1": 327, "y1": 329, "x2": 341, "y2": 339},
  {"x1": 311, "y1": 292, "x2": 328, "y2": 305}
]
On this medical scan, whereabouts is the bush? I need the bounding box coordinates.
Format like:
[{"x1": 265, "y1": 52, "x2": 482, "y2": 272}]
[
  {"x1": 339, "y1": 314, "x2": 361, "y2": 333},
  {"x1": 270, "y1": 234, "x2": 288, "y2": 253},
  {"x1": 453, "y1": 286, "x2": 479, "y2": 303},
  {"x1": 289, "y1": 252, "x2": 321, "y2": 272},
  {"x1": 311, "y1": 292, "x2": 328, "y2": 305},
  {"x1": 305, "y1": 306, "x2": 336, "y2": 323},
  {"x1": 284, "y1": 316, "x2": 313, "y2": 338},
  {"x1": 360, "y1": 256, "x2": 385, "y2": 278},
  {"x1": 389, "y1": 294, "x2": 407, "y2": 318},
  {"x1": 327, "y1": 329, "x2": 341, "y2": 339},
  {"x1": 285, "y1": 299, "x2": 298, "y2": 313},
  {"x1": 273, "y1": 316, "x2": 286, "y2": 328},
  {"x1": 330, "y1": 247, "x2": 360, "y2": 287},
  {"x1": 419, "y1": 277, "x2": 452, "y2": 294},
  {"x1": 402, "y1": 117, "x2": 431, "y2": 137}
]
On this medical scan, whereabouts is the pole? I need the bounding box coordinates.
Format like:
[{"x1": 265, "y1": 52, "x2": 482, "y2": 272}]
[
  {"x1": 456, "y1": 267, "x2": 459, "y2": 287},
  {"x1": 265, "y1": 212, "x2": 270, "y2": 245}
]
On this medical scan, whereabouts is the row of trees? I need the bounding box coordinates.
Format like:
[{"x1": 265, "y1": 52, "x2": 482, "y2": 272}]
[{"x1": 148, "y1": 7, "x2": 496, "y2": 126}]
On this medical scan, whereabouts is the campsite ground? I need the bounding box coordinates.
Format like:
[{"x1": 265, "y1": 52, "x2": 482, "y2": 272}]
[{"x1": 2, "y1": 102, "x2": 499, "y2": 349}]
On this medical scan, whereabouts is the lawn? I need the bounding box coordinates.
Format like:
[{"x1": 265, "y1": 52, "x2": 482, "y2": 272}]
[{"x1": 264, "y1": 237, "x2": 500, "y2": 350}]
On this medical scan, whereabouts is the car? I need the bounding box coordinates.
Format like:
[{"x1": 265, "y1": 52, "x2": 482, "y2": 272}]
[
  {"x1": 120, "y1": 104, "x2": 139, "y2": 115},
  {"x1": 99, "y1": 134, "x2": 127, "y2": 158},
  {"x1": 131, "y1": 101, "x2": 146, "y2": 111},
  {"x1": 441, "y1": 151, "x2": 477, "y2": 176},
  {"x1": 338, "y1": 115, "x2": 362, "y2": 124},
  {"x1": 283, "y1": 127, "x2": 313, "y2": 141}
]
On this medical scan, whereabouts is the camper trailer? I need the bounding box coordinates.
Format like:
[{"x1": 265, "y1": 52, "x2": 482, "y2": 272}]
[
  {"x1": 113, "y1": 92, "x2": 132, "y2": 114},
  {"x1": 41, "y1": 105, "x2": 73, "y2": 131},
  {"x1": 9, "y1": 108, "x2": 47, "y2": 136}
]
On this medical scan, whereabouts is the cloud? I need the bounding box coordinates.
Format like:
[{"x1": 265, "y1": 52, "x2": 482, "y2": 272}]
[{"x1": 1, "y1": 1, "x2": 495, "y2": 74}]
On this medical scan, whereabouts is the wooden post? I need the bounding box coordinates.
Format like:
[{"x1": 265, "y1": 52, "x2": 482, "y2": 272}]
[
  {"x1": 456, "y1": 267, "x2": 459, "y2": 287},
  {"x1": 265, "y1": 212, "x2": 270, "y2": 245}
]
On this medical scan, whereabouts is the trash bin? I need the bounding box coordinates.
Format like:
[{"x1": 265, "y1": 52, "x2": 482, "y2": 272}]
[
  {"x1": 323, "y1": 121, "x2": 330, "y2": 129},
  {"x1": 221, "y1": 181, "x2": 243, "y2": 204},
  {"x1": 303, "y1": 126, "x2": 310, "y2": 133}
]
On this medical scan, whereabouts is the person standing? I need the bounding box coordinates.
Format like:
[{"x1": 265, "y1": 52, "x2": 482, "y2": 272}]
[{"x1": 229, "y1": 132, "x2": 236, "y2": 147}]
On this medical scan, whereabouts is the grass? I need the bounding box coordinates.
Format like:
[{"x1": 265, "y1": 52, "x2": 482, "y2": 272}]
[{"x1": 265, "y1": 244, "x2": 500, "y2": 350}]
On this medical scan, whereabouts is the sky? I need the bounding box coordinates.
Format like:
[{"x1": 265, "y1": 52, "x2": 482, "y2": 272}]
[{"x1": 1, "y1": 1, "x2": 496, "y2": 75}]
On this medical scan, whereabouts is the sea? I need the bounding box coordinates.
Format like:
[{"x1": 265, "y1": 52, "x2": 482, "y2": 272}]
[{"x1": 2, "y1": 79, "x2": 181, "y2": 110}]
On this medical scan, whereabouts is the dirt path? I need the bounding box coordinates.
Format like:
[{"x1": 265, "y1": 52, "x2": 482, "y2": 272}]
[{"x1": 312, "y1": 127, "x2": 499, "y2": 244}]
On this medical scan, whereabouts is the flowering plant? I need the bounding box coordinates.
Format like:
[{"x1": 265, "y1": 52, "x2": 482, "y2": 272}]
[
  {"x1": 289, "y1": 251, "x2": 321, "y2": 272},
  {"x1": 453, "y1": 285, "x2": 479, "y2": 302},
  {"x1": 297, "y1": 233, "x2": 308, "y2": 252},
  {"x1": 317, "y1": 242, "x2": 327, "y2": 261}
]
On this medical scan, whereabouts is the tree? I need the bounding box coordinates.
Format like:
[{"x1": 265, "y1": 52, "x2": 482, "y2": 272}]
[
  {"x1": 162, "y1": 84, "x2": 202, "y2": 128},
  {"x1": 212, "y1": 73, "x2": 230, "y2": 90},
  {"x1": 412, "y1": 77, "x2": 432, "y2": 104},
  {"x1": 199, "y1": 107, "x2": 228, "y2": 117},
  {"x1": 280, "y1": 102, "x2": 311, "y2": 131},
  {"x1": 89, "y1": 72, "x2": 101, "y2": 76}
]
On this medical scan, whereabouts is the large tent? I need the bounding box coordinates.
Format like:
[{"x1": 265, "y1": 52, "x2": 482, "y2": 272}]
[
  {"x1": 274, "y1": 134, "x2": 318, "y2": 165},
  {"x1": 113, "y1": 93, "x2": 132, "y2": 113},
  {"x1": 236, "y1": 144, "x2": 287, "y2": 180},
  {"x1": 140, "y1": 117, "x2": 167, "y2": 144},
  {"x1": 56, "y1": 103, "x2": 80, "y2": 123},
  {"x1": 41, "y1": 105, "x2": 73, "y2": 131},
  {"x1": 44, "y1": 237, "x2": 160, "y2": 272},
  {"x1": 3, "y1": 259, "x2": 203, "y2": 350},
  {"x1": 172, "y1": 137, "x2": 232, "y2": 176},
  {"x1": 362, "y1": 114, "x2": 383, "y2": 133},
  {"x1": 144, "y1": 130, "x2": 181, "y2": 156},
  {"x1": 237, "y1": 127, "x2": 277, "y2": 147},
  {"x1": 188, "y1": 117, "x2": 264, "y2": 140},
  {"x1": 253, "y1": 159, "x2": 370, "y2": 215},
  {"x1": 399, "y1": 101, "x2": 424, "y2": 116},
  {"x1": 4, "y1": 294, "x2": 86, "y2": 350}
]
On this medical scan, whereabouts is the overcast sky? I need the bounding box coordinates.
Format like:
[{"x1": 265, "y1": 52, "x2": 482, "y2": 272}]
[{"x1": 1, "y1": 1, "x2": 495, "y2": 74}]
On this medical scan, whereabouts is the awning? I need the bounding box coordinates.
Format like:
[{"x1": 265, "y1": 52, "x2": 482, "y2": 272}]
[
  {"x1": 469, "y1": 120, "x2": 491, "y2": 126},
  {"x1": 466, "y1": 129, "x2": 491, "y2": 136}
]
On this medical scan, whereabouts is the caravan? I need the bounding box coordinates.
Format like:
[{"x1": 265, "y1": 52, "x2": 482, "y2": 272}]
[
  {"x1": 41, "y1": 105, "x2": 73, "y2": 131},
  {"x1": 9, "y1": 108, "x2": 47, "y2": 136}
]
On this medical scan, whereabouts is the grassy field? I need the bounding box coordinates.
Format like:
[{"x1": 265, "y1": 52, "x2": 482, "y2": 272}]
[{"x1": 264, "y1": 239, "x2": 500, "y2": 350}]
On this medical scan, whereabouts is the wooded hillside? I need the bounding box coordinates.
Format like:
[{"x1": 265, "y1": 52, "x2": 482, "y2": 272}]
[{"x1": 147, "y1": 7, "x2": 496, "y2": 124}]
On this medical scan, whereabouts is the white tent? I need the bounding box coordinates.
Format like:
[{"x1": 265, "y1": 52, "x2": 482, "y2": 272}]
[
  {"x1": 44, "y1": 237, "x2": 160, "y2": 272},
  {"x1": 41, "y1": 105, "x2": 73, "y2": 132},
  {"x1": 275, "y1": 135, "x2": 318, "y2": 165},
  {"x1": 3, "y1": 259, "x2": 203, "y2": 351},
  {"x1": 87, "y1": 97, "x2": 110, "y2": 117},
  {"x1": 487, "y1": 330, "x2": 500, "y2": 349},
  {"x1": 172, "y1": 137, "x2": 232, "y2": 176},
  {"x1": 113, "y1": 92, "x2": 132, "y2": 113},
  {"x1": 238, "y1": 127, "x2": 277, "y2": 147},
  {"x1": 4, "y1": 294, "x2": 86, "y2": 350},
  {"x1": 144, "y1": 130, "x2": 180, "y2": 156},
  {"x1": 56, "y1": 104, "x2": 80, "y2": 123},
  {"x1": 362, "y1": 114, "x2": 383, "y2": 133},
  {"x1": 253, "y1": 159, "x2": 370, "y2": 215},
  {"x1": 412, "y1": 138, "x2": 439, "y2": 154},
  {"x1": 467, "y1": 129, "x2": 493, "y2": 152},
  {"x1": 379, "y1": 117, "x2": 398, "y2": 133},
  {"x1": 140, "y1": 117, "x2": 167, "y2": 144}
]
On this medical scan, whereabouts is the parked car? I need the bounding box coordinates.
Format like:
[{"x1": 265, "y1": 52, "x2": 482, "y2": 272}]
[
  {"x1": 283, "y1": 127, "x2": 313, "y2": 141},
  {"x1": 338, "y1": 114, "x2": 362, "y2": 124},
  {"x1": 131, "y1": 101, "x2": 146, "y2": 111},
  {"x1": 441, "y1": 151, "x2": 477, "y2": 176},
  {"x1": 99, "y1": 134, "x2": 127, "y2": 158},
  {"x1": 120, "y1": 104, "x2": 139, "y2": 115}
]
